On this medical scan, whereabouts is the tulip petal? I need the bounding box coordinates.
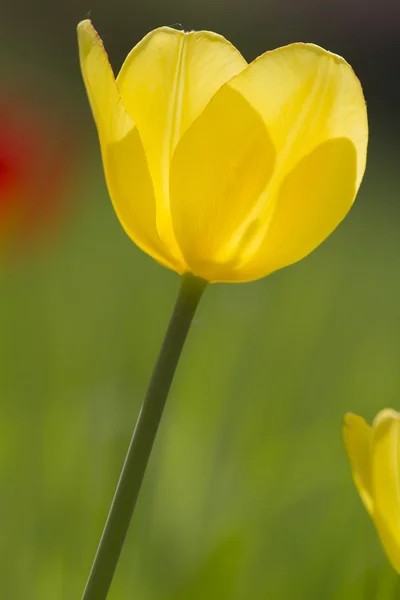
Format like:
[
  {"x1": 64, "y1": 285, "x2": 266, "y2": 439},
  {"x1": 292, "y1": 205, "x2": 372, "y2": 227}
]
[
  {"x1": 371, "y1": 409, "x2": 400, "y2": 571},
  {"x1": 373, "y1": 512, "x2": 400, "y2": 574},
  {"x1": 104, "y1": 131, "x2": 184, "y2": 271},
  {"x1": 169, "y1": 86, "x2": 276, "y2": 281},
  {"x1": 77, "y1": 19, "x2": 133, "y2": 144},
  {"x1": 229, "y1": 43, "x2": 367, "y2": 184},
  {"x1": 117, "y1": 27, "x2": 247, "y2": 252},
  {"x1": 77, "y1": 20, "x2": 182, "y2": 272},
  {"x1": 225, "y1": 43, "x2": 368, "y2": 278},
  {"x1": 234, "y1": 137, "x2": 357, "y2": 280},
  {"x1": 343, "y1": 413, "x2": 374, "y2": 515}
]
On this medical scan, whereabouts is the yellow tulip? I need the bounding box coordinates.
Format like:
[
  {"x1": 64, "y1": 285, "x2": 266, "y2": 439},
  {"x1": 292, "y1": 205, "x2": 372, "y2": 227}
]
[
  {"x1": 343, "y1": 410, "x2": 400, "y2": 572},
  {"x1": 77, "y1": 20, "x2": 368, "y2": 283}
]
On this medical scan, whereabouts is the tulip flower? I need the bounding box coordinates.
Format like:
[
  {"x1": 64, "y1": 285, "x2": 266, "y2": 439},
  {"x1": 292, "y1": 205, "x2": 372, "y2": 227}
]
[
  {"x1": 77, "y1": 20, "x2": 367, "y2": 284},
  {"x1": 77, "y1": 20, "x2": 368, "y2": 600},
  {"x1": 343, "y1": 410, "x2": 400, "y2": 573}
]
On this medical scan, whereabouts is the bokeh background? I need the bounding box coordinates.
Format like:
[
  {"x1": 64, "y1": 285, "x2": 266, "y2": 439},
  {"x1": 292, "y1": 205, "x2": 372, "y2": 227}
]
[{"x1": 0, "y1": 0, "x2": 399, "y2": 598}]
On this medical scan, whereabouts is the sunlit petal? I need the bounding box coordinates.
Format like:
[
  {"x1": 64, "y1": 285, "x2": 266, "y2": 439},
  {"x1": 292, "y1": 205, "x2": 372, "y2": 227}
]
[
  {"x1": 169, "y1": 86, "x2": 275, "y2": 281},
  {"x1": 104, "y1": 131, "x2": 184, "y2": 271},
  {"x1": 77, "y1": 19, "x2": 133, "y2": 143},
  {"x1": 77, "y1": 20, "x2": 182, "y2": 271},
  {"x1": 117, "y1": 27, "x2": 247, "y2": 252},
  {"x1": 225, "y1": 43, "x2": 367, "y2": 278},
  {"x1": 234, "y1": 137, "x2": 357, "y2": 281}
]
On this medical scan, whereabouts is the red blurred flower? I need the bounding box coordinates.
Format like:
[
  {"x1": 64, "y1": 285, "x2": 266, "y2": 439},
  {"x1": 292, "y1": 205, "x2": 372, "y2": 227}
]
[{"x1": 0, "y1": 91, "x2": 75, "y2": 254}]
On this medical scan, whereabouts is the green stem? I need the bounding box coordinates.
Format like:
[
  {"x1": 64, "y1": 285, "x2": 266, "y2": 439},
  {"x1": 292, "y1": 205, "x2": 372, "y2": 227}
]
[{"x1": 81, "y1": 273, "x2": 207, "y2": 600}]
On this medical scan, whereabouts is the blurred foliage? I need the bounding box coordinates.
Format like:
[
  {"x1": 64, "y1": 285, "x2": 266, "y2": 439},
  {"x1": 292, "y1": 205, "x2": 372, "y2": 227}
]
[{"x1": 0, "y1": 0, "x2": 400, "y2": 598}]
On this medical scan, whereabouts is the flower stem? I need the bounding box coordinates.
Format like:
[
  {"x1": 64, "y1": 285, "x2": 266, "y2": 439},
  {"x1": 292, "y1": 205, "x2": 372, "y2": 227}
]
[{"x1": 81, "y1": 273, "x2": 207, "y2": 600}]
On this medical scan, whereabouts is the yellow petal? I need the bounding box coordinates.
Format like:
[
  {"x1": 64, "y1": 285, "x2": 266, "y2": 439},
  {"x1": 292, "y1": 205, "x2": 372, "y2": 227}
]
[
  {"x1": 371, "y1": 409, "x2": 400, "y2": 572},
  {"x1": 236, "y1": 137, "x2": 357, "y2": 280},
  {"x1": 103, "y1": 130, "x2": 184, "y2": 271},
  {"x1": 77, "y1": 20, "x2": 182, "y2": 272},
  {"x1": 224, "y1": 43, "x2": 368, "y2": 279},
  {"x1": 169, "y1": 86, "x2": 275, "y2": 282},
  {"x1": 117, "y1": 27, "x2": 247, "y2": 253},
  {"x1": 77, "y1": 19, "x2": 133, "y2": 143},
  {"x1": 373, "y1": 513, "x2": 400, "y2": 574},
  {"x1": 343, "y1": 413, "x2": 374, "y2": 515}
]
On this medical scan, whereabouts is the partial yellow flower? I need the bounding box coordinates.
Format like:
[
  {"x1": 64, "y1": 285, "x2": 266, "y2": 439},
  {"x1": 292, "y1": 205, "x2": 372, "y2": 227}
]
[
  {"x1": 77, "y1": 20, "x2": 368, "y2": 283},
  {"x1": 343, "y1": 410, "x2": 400, "y2": 572}
]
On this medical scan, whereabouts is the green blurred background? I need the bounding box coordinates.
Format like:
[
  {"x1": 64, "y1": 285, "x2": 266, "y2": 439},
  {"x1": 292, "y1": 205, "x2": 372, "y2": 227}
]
[{"x1": 0, "y1": 0, "x2": 399, "y2": 598}]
